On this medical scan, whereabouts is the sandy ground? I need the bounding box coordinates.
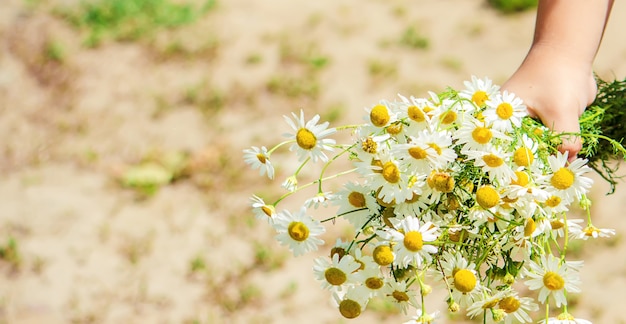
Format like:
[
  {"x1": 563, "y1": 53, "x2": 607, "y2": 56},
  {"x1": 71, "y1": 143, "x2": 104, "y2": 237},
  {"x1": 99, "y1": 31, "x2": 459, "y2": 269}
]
[{"x1": 1, "y1": 0, "x2": 626, "y2": 323}]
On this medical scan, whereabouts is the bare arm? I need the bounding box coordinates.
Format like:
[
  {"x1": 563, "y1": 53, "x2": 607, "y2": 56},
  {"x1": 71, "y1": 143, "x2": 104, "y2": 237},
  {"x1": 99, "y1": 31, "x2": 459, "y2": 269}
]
[{"x1": 503, "y1": 0, "x2": 614, "y2": 160}]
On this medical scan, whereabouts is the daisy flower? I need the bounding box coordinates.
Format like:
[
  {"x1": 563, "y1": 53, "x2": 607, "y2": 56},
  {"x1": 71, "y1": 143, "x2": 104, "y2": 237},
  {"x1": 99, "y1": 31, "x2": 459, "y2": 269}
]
[
  {"x1": 379, "y1": 216, "x2": 439, "y2": 268},
  {"x1": 398, "y1": 96, "x2": 433, "y2": 132},
  {"x1": 333, "y1": 182, "x2": 379, "y2": 229},
  {"x1": 383, "y1": 280, "x2": 420, "y2": 314},
  {"x1": 353, "y1": 264, "x2": 387, "y2": 298},
  {"x1": 273, "y1": 207, "x2": 325, "y2": 256},
  {"x1": 304, "y1": 191, "x2": 334, "y2": 209},
  {"x1": 454, "y1": 116, "x2": 507, "y2": 151},
  {"x1": 439, "y1": 251, "x2": 482, "y2": 307},
  {"x1": 465, "y1": 145, "x2": 515, "y2": 185},
  {"x1": 483, "y1": 90, "x2": 527, "y2": 132},
  {"x1": 243, "y1": 146, "x2": 275, "y2": 179},
  {"x1": 466, "y1": 290, "x2": 509, "y2": 319},
  {"x1": 574, "y1": 224, "x2": 616, "y2": 240},
  {"x1": 542, "y1": 152, "x2": 593, "y2": 201},
  {"x1": 281, "y1": 175, "x2": 298, "y2": 192},
  {"x1": 459, "y1": 75, "x2": 500, "y2": 108},
  {"x1": 284, "y1": 110, "x2": 336, "y2": 163},
  {"x1": 250, "y1": 195, "x2": 275, "y2": 223},
  {"x1": 511, "y1": 134, "x2": 539, "y2": 168},
  {"x1": 332, "y1": 286, "x2": 371, "y2": 319},
  {"x1": 396, "y1": 129, "x2": 457, "y2": 170},
  {"x1": 549, "y1": 218, "x2": 584, "y2": 238},
  {"x1": 367, "y1": 154, "x2": 412, "y2": 204},
  {"x1": 498, "y1": 291, "x2": 538, "y2": 324},
  {"x1": 523, "y1": 255, "x2": 582, "y2": 307},
  {"x1": 313, "y1": 253, "x2": 360, "y2": 291},
  {"x1": 364, "y1": 101, "x2": 398, "y2": 130},
  {"x1": 402, "y1": 308, "x2": 439, "y2": 324},
  {"x1": 539, "y1": 312, "x2": 592, "y2": 324}
]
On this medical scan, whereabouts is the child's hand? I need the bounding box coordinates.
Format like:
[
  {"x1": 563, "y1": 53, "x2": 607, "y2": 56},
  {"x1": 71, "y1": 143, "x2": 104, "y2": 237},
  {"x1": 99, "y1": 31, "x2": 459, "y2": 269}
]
[{"x1": 502, "y1": 45, "x2": 598, "y2": 161}]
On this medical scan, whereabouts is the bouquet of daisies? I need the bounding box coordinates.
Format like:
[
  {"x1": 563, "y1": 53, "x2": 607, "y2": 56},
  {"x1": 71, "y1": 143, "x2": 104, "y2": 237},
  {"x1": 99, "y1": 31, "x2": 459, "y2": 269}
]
[{"x1": 244, "y1": 76, "x2": 624, "y2": 323}]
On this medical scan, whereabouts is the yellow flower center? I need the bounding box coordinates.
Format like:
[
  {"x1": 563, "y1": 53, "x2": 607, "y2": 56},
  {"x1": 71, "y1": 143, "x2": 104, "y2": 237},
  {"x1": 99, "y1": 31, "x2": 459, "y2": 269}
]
[
  {"x1": 407, "y1": 105, "x2": 426, "y2": 122},
  {"x1": 524, "y1": 218, "x2": 536, "y2": 237},
  {"x1": 545, "y1": 196, "x2": 561, "y2": 208},
  {"x1": 476, "y1": 186, "x2": 499, "y2": 209},
  {"x1": 348, "y1": 191, "x2": 366, "y2": 208},
  {"x1": 288, "y1": 222, "x2": 309, "y2": 242},
  {"x1": 365, "y1": 277, "x2": 384, "y2": 290},
  {"x1": 557, "y1": 313, "x2": 575, "y2": 320},
  {"x1": 427, "y1": 172, "x2": 455, "y2": 193},
  {"x1": 550, "y1": 220, "x2": 565, "y2": 230},
  {"x1": 513, "y1": 147, "x2": 534, "y2": 167},
  {"x1": 386, "y1": 122, "x2": 403, "y2": 135},
  {"x1": 551, "y1": 168, "x2": 575, "y2": 190},
  {"x1": 339, "y1": 299, "x2": 361, "y2": 319},
  {"x1": 482, "y1": 154, "x2": 504, "y2": 167},
  {"x1": 256, "y1": 153, "x2": 267, "y2": 164},
  {"x1": 370, "y1": 104, "x2": 390, "y2": 127},
  {"x1": 403, "y1": 231, "x2": 424, "y2": 252},
  {"x1": 472, "y1": 90, "x2": 488, "y2": 106},
  {"x1": 391, "y1": 290, "x2": 410, "y2": 302},
  {"x1": 482, "y1": 299, "x2": 499, "y2": 309},
  {"x1": 427, "y1": 143, "x2": 442, "y2": 155},
  {"x1": 382, "y1": 161, "x2": 400, "y2": 183},
  {"x1": 496, "y1": 102, "x2": 514, "y2": 119},
  {"x1": 511, "y1": 170, "x2": 529, "y2": 186},
  {"x1": 296, "y1": 128, "x2": 317, "y2": 150},
  {"x1": 498, "y1": 296, "x2": 521, "y2": 313},
  {"x1": 261, "y1": 205, "x2": 274, "y2": 217},
  {"x1": 543, "y1": 271, "x2": 565, "y2": 290},
  {"x1": 453, "y1": 269, "x2": 477, "y2": 293},
  {"x1": 373, "y1": 245, "x2": 394, "y2": 266},
  {"x1": 409, "y1": 146, "x2": 428, "y2": 160},
  {"x1": 440, "y1": 110, "x2": 457, "y2": 125},
  {"x1": 471, "y1": 126, "x2": 492, "y2": 144},
  {"x1": 324, "y1": 267, "x2": 347, "y2": 286},
  {"x1": 361, "y1": 137, "x2": 377, "y2": 154}
]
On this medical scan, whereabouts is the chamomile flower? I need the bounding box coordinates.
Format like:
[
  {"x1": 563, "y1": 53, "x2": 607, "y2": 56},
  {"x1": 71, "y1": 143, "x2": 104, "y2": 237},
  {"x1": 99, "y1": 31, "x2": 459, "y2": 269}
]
[
  {"x1": 284, "y1": 110, "x2": 336, "y2": 163},
  {"x1": 313, "y1": 253, "x2": 360, "y2": 291},
  {"x1": 250, "y1": 195, "x2": 275, "y2": 223},
  {"x1": 465, "y1": 145, "x2": 515, "y2": 185},
  {"x1": 403, "y1": 308, "x2": 439, "y2": 324},
  {"x1": 440, "y1": 251, "x2": 482, "y2": 307},
  {"x1": 483, "y1": 90, "x2": 527, "y2": 132},
  {"x1": 353, "y1": 264, "x2": 387, "y2": 298},
  {"x1": 523, "y1": 255, "x2": 581, "y2": 307},
  {"x1": 398, "y1": 97, "x2": 433, "y2": 132},
  {"x1": 333, "y1": 182, "x2": 379, "y2": 229},
  {"x1": 332, "y1": 286, "x2": 370, "y2": 319},
  {"x1": 367, "y1": 154, "x2": 412, "y2": 204},
  {"x1": 304, "y1": 191, "x2": 334, "y2": 209},
  {"x1": 454, "y1": 117, "x2": 506, "y2": 151},
  {"x1": 281, "y1": 175, "x2": 298, "y2": 192},
  {"x1": 273, "y1": 207, "x2": 325, "y2": 257},
  {"x1": 574, "y1": 224, "x2": 616, "y2": 240},
  {"x1": 459, "y1": 76, "x2": 500, "y2": 108},
  {"x1": 511, "y1": 134, "x2": 539, "y2": 168},
  {"x1": 243, "y1": 146, "x2": 275, "y2": 179},
  {"x1": 383, "y1": 280, "x2": 420, "y2": 314},
  {"x1": 543, "y1": 152, "x2": 593, "y2": 200},
  {"x1": 365, "y1": 102, "x2": 398, "y2": 130},
  {"x1": 498, "y1": 291, "x2": 538, "y2": 324},
  {"x1": 549, "y1": 218, "x2": 584, "y2": 238},
  {"x1": 466, "y1": 290, "x2": 509, "y2": 319},
  {"x1": 539, "y1": 312, "x2": 592, "y2": 324},
  {"x1": 380, "y1": 216, "x2": 439, "y2": 268},
  {"x1": 398, "y1": 129, "x2": 457, "y2": 170}
]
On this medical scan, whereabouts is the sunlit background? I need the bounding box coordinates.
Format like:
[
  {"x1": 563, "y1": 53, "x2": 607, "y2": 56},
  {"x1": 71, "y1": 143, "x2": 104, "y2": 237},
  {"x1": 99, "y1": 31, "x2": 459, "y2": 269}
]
[{"x1": 2, "y1": 0, "x2": 626, "y2": 323}]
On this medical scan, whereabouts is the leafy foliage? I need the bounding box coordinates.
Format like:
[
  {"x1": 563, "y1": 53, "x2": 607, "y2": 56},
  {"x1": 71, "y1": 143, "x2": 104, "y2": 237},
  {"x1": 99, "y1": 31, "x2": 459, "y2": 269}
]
[{"x1": 580, "y1": 77, "x2": 626, "y2": 193}]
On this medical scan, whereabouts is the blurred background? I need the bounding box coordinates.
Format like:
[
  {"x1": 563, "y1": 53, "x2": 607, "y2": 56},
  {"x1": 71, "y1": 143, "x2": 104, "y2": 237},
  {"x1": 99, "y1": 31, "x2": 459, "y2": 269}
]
[{"x1": 1, "y1": 0, "x2": 626, "y2": 323}]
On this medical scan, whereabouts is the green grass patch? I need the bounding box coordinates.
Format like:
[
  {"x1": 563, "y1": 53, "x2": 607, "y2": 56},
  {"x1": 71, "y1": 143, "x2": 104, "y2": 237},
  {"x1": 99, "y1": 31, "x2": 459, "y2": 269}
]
[
  {"x1": 57, "y1": 0, "x2": 216, "y2": 47},
  {"x1": 487, "y1": 0, "x2": 538, "y2": 14}
]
